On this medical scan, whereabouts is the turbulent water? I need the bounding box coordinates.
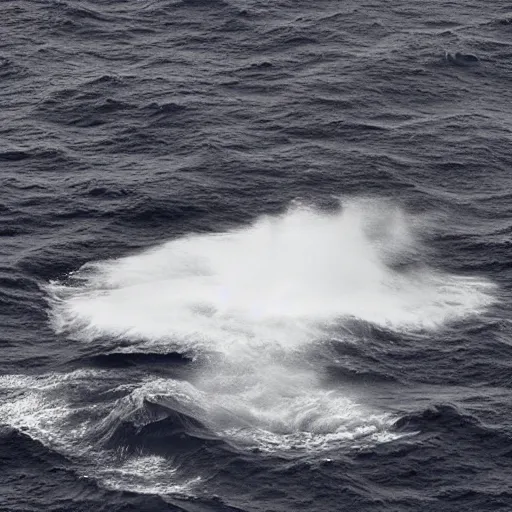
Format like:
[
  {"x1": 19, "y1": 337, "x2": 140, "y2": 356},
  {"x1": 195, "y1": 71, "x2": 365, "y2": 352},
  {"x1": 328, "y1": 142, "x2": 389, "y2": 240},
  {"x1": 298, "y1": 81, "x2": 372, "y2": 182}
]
[{"x1": 2, "y1": 1, "x2": 512, "y2": 511}]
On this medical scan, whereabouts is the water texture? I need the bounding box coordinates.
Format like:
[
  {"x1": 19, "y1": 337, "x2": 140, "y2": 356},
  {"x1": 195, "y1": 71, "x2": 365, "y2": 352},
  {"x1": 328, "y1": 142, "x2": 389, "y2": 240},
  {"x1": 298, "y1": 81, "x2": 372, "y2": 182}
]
[{"x1": 2, "y1": 1, "x2": 512, "y2": 511}]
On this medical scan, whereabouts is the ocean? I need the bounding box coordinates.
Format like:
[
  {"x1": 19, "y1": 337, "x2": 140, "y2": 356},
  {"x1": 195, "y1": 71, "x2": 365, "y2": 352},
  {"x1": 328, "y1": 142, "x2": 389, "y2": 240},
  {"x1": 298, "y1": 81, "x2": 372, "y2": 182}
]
[{"x1": 2, "y1": 1, "x2": 512, "y2": 510}]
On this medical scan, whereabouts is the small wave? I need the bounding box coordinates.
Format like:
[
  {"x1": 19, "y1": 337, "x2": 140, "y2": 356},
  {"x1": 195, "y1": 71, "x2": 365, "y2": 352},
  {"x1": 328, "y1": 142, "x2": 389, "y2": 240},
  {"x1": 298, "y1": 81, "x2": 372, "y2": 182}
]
[
  {"x1": 98, "y1": 398, "x2": 220, "y2": 456},
  {"x1": 0, "y1": 150, "x2": 30, "y2": 162},
  {"x1": 79, "y1": 351, "x2": 190, "y2": 369},
  {"x1": 0, "y1": 371, "x2": 200, "y2": 495},
  {"x1": 87, "y1": 374, "x2": 399, "y2": 454},
  {"x1": 394, "y1": 403, "x2": 508, "y2": 439}
]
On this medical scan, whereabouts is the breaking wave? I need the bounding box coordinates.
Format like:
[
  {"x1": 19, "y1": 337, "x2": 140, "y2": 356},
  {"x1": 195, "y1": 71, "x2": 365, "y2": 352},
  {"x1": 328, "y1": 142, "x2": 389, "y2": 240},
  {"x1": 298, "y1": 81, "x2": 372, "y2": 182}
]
[
  {"x1": 46, "y1": 199, "x2": 494, "y2": 442},
  {"x1": 3, "y1": 198, "x2": 495, "y2": 492}
]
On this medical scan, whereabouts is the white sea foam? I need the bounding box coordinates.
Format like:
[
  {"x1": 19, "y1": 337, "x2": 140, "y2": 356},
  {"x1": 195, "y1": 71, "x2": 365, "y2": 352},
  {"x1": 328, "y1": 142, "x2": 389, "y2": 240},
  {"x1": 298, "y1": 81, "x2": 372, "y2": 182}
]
[
  {"x1": 97, "y1": 455, "x2": 201, "y2": 495},
  {"x1": 0, "y1": 371, "x2": 196, "y2": 493},
  {"x1": 48, "y1": 199, "x2": 494, "y2": 352},
  {"x1": 10, "y1": 198, "x2": 494, "y2": 490}
]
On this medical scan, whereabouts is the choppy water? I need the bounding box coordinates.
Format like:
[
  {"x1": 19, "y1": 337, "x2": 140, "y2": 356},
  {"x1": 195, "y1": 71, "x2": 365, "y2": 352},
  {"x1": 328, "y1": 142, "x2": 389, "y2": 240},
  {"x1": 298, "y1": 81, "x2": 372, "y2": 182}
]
[{"x1": 2, "y1": 1, "x2": 512, "y2": 511}]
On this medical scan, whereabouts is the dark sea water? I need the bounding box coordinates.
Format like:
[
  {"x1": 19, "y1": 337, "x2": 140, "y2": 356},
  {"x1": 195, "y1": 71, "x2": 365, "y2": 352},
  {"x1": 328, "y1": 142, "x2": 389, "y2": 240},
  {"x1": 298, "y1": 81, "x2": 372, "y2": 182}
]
[{"x1": 2, "y1": 1, "x2": 512, "y2": 511}]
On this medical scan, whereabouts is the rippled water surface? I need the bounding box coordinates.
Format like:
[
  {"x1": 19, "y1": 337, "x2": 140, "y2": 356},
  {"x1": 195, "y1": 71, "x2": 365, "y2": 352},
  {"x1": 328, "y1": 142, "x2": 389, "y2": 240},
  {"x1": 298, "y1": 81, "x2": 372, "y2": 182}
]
[{"x1": 2, "y1": 1, "x2": 512, "y2": 511}]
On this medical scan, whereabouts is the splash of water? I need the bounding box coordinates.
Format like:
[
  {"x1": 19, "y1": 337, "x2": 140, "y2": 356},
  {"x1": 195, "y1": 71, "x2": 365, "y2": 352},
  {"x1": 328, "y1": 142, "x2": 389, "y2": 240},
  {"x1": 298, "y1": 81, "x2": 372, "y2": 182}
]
[
  {"x1": 49, "y1": 198, "x2": 494, "y2": 348},
  {"x1": 0, "y1": 198, "x2": 495, "y2": 492},
  {"x1": 44, "y1": 199, "x2": 494, "y2": 453}
]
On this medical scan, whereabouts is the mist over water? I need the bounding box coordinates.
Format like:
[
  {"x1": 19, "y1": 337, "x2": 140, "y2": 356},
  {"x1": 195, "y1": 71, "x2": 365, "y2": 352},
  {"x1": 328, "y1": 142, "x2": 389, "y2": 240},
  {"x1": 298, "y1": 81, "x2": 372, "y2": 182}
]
[
  {"x1": 44, "y1": 198, "x2": 495, "y2": 455},
  {"x1": 49, "y1": 198, "x2": 494, "y2": 345}
]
